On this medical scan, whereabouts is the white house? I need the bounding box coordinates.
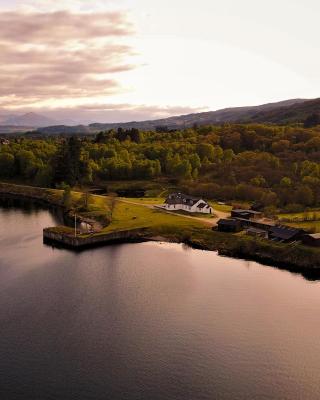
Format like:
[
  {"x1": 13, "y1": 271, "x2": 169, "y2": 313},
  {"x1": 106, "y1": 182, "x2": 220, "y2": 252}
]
[{"x1": 164, "y1": 193, "x2": 213, "y2": 214}]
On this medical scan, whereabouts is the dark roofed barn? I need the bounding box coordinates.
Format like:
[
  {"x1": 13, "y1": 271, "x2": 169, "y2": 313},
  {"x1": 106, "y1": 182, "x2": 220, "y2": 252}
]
[
  {"x1": 217, "y1": 219, "x2": 242, "y2": 233},
  {"x1": 269, "y1": 225, "x2": 305, "y2": 243}
]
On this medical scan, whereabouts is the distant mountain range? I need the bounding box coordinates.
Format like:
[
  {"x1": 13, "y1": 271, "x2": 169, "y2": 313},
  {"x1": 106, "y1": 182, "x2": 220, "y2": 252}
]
[
  {"x1": 88, "y1": 98, "x2": 319, "y2": 131},
  {"x1": 0, "y1": 98, "x2": 319, "y2": 135},
  {"x1": 242, "y1": 98, "x2": 320, "y2": 124},
  {"x1": 3, "y1": 112, "x2": 57, "y2": 128}
]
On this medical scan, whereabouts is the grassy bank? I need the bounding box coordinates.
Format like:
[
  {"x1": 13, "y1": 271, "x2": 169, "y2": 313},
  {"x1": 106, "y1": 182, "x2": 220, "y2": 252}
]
[{"x1": 0, "y1": 182, "x2": 111, "y2": 228}]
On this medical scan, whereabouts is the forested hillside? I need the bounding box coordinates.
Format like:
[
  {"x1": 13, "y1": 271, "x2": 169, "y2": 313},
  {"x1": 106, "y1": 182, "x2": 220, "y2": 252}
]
[
  {"x1": 245, "y1": 98, "x2": 320, "y2": 124},
  {"x1": 1, "y1": 123, "x2": 320, "y2": 212}
]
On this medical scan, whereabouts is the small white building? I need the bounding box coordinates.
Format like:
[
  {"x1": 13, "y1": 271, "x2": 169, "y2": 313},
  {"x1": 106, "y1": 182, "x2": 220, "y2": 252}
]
[
  {"x1": 0, "y1": 138, "x2": 10, "y2": 145},
  {"x1": 164, "y1": 193, "x2": 213, "y2": 214}
]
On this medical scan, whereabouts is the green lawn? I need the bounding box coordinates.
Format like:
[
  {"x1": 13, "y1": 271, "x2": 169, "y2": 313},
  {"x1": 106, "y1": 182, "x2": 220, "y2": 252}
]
[
  {"x1": 209, "y1": 202, "x2": 233, "y2": 212},
  {"x1": 121, "y1": 197, "x2": 164, "y2": 205},
  {"x1": 163, "y1": 209, "x2": 215, "y2": 219},
  {"x1": 285, "y1": 221, "x2": 320, "y2": 233},
  {"x1": 101, "y1": 199, "x2": 207, "y2": 234},
  {"x1": 277, "y1": 210, "x2": 320, "y2": 233},
  {"x1": 278, "y1": 210, "x2": 320, "y2": 221}
]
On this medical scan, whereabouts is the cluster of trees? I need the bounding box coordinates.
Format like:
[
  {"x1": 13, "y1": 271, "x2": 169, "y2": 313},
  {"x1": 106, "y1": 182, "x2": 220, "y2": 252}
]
[
  {"x1": 1, "y1": 121, "x2": 320, "y2": 210},
  {"x1": 0, "y1": 139, "x2": 56, "y2": 185}
]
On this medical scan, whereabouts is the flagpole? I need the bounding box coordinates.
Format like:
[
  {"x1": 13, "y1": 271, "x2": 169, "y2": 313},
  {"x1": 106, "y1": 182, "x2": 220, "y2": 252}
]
[{"x1": 74, "y1": 213, "x2": 77, "y2": 237}]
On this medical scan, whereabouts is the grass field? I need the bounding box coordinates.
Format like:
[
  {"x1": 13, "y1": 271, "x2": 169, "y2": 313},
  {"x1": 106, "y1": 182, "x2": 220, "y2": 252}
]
[
  {"x1": 285, "y1": 221, "x2": 320, "y2": 233},
  {"x1": 277, "y1": 210, "x2": 320, "y2": 233},
  {"x1": 162, "y1": 209, "x2": 215, "y2": 219},
  {"x1": 278, "y1": 210, "x2": 320, "y2": 221},
  {"x1": 209, "y1": 202, "x2": 233, "y2": 212},
  {"x1": 102, "y1": 198, "x2": 207, "y2": 234},
  {"x1": 121, "y1": 197, "x2": 164, "y2": 205}
]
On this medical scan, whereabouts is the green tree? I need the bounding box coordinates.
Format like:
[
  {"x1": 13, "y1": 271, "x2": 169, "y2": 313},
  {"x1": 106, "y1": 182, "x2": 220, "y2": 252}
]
[
  {"x1": 304, "y1": 113, "x2": 320, "y2": 128},
  {"x1": 295, "y1": 186, "x2": 314, "y2": 206},
  {"x1": 280, "y1": 177, "x2": 292, "y2": 187},
  {"x1": 196, "y1": 143, "x2": 214, "y2": 161},
  {"x1": 250, "y1": 175, "x2": 266, "y2": 187},
  {"x1": 0, "y1": 152, "x2": 15, "y2": 177}
]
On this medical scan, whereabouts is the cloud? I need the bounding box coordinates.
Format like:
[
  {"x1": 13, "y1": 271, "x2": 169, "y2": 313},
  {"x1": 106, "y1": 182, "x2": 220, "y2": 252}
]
[
  {"x1": 16, "y1": 0, "x2": 116, "y2": 13},
  {"x1": 0, "y1": 11, "x2": 133, "y2": 44},
  {"x1": 0, "y1": 10, "x2": 136, "y2": 108}
]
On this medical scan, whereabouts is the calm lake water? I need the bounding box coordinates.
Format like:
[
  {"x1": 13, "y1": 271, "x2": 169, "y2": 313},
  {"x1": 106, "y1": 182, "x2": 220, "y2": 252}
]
[{"x1": 1, "y1": 200, "x2": 320, "y2": 400}]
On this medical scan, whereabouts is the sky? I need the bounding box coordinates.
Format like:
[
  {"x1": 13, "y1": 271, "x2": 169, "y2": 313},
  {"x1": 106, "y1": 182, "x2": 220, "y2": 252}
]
[{"x1": 0, "y1": 0, "x2": 319, "y2": 123}]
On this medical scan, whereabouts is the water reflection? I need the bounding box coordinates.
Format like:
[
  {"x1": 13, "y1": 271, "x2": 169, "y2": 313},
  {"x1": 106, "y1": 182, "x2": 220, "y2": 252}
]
[{"x1": 0, "y1": 202, "x2": 320, "y2": 399}]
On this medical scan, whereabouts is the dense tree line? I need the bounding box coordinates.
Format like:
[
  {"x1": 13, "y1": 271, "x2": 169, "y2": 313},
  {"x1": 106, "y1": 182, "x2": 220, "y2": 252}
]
[{"x1": 1, "y1": 122, "x2": 320, "y2": 211}]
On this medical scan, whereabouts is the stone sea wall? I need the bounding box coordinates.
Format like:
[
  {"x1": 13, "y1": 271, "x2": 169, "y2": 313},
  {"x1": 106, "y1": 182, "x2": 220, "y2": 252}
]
[{"x1": 43, "y1": 227, "x2": 149, "y2": 249}]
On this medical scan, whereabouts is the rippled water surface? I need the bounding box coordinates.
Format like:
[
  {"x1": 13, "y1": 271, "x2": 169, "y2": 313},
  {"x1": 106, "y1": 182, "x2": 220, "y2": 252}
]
[{"x1": 0, "y1": 201, "x2": 320, "y2": 400}]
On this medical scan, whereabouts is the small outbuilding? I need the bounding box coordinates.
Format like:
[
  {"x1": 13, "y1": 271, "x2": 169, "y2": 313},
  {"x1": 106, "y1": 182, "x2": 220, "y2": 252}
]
[
  {"x1": 231, "y1": 209, "x2": 262, "y2": 220},
  {"x1": 246, "y1": 227, "x2": 268, "y2": 239},
  {"x1": 0, "y1": 138, "x2": 10, "y2": 145},
  {"x1": 302, "y1": 233, "x2": 320, "y2": 247},
  {"x1": 217, "y1": 218, "x2": 242, "y2": 233}
]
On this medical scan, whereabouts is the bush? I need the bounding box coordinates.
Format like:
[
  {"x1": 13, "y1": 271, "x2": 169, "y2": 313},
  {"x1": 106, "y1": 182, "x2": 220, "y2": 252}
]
[{"x1": 283, "y1": 203, "x2": 305, "y2": 213}]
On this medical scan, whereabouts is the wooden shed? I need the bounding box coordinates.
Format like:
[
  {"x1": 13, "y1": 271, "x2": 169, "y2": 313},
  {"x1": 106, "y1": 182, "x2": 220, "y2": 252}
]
[{"x1": 246, "y1": 227, "x2": 268, "y2": 239}]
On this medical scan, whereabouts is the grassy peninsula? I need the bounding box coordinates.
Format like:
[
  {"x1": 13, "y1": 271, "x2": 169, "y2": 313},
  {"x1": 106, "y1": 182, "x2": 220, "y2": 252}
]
[{"x1": 1, "y1": 182, "x2": 320, "y2": 279}]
